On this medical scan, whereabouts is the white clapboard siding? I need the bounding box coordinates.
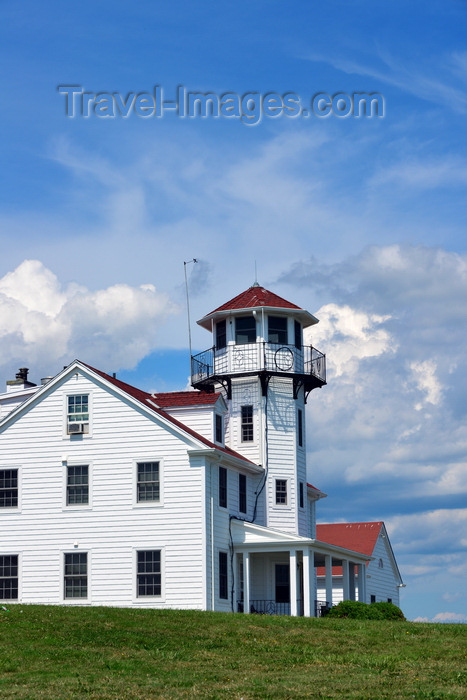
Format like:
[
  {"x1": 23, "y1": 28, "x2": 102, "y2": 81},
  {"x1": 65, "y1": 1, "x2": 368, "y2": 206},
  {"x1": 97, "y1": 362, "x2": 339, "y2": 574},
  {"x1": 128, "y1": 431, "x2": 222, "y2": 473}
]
[{"x1": 0, "y1": 371, "x2": 208, "y2": 608}]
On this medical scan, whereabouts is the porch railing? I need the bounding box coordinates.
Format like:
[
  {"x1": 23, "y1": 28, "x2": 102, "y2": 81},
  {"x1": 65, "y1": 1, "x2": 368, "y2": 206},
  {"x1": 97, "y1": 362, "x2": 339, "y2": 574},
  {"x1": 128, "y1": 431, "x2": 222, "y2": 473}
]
[
  {"x1": 315, "y1": 600, "x2": 332, "y2": 617},
  {"x1": 192, "y1": 341, "x2": 326, "y2": 385},
  {"x1": 238, "y1": 600, "x2": 301, "y2": 616}
]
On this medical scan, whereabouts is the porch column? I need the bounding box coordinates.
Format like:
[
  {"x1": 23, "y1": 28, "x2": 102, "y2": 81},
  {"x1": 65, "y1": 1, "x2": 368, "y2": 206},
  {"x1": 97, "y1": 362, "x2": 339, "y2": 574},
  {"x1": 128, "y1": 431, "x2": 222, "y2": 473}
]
[
  {"x1": 342, "y1": 558, "x2": 350, "y2": 600},
  {"x1": 324, "y1": 554, "x2": 333, "y2": 606},
  {"x1": 303, "y1": 549, "x2": 315, "y2": 617},
  {"x1": 348, "y1": 562, "x2": 356, "y2": 601},
  {"x1": 290, "y1": 549, "x2": 297, "y2": 616},
  {"x1": 357, "y1": 563, "x2": 366, "y2": 603},
  {"x1": 243, "y1": 552, "x2": 250, "y2": 614}
]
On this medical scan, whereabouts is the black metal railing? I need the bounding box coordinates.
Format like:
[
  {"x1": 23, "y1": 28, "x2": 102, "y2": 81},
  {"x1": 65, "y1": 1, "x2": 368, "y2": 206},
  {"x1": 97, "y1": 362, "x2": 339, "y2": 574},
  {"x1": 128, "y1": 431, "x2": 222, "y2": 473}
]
[
  {"x1": 192, "y1": 342, "x2": 326, "y2": 385},
  {"x1": 238, "y1": 600, "x2": 302, "y2": 616},
  {"x1": 315, "y1": 600, "x2": 331, "y2": 617}
]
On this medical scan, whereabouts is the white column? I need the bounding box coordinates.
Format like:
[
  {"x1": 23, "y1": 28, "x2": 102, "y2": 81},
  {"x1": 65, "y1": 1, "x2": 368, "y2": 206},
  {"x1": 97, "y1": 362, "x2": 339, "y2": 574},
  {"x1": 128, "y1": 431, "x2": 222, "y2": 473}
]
[
  {"x1": 244, "y1": 552, "x2": 250, "y2": 614},
  {"x1": 342, "y1": 558, "x2": 350, "y2": 600},
  {"x1": 290, "y1": 550, "x2": 297, "y2": 616},
  {"x1": 357, "y1": 563, "x2": 366, "y2": 603},
  {"x1": 303, "y1": 549, "x2": 315, "y2": 617},
  {"x1": 348, "y1": 562, "x2": 356, "y2": 601},
  {"x1": 324, "y1": 554, "x2": 333, "y2": 605}
]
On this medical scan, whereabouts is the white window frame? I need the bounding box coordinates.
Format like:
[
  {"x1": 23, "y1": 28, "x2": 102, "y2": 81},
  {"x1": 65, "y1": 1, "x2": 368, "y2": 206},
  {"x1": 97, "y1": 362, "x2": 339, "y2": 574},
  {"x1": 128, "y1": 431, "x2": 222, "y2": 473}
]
[
  {"x1": 0, "y1": 466, "x2": 21, "y2": 511},
  {"x1": 63, "y1": 461, "x2": 92, "y2": 510},
  {"x1": 0, "y1": 552, "x2": 21, "y2": 602},
  {"x1": 240, "y1": 405, "x2": 254, "y2": 443},
  {"x1": 61, "y1": 550, "x2": 91, "y2": 604},
  {"x1": 64, "y1": 392, "x2": 92, "y2": 438},
  {"x1": 274, "y1": 478, "x2": 289, "y2": 506},
  {"x1": 133, "y1": 458, "x2": 164, "y2": 508},
  {"x1": 133, "y1": 546, "x2": 165, "y2": 603}
]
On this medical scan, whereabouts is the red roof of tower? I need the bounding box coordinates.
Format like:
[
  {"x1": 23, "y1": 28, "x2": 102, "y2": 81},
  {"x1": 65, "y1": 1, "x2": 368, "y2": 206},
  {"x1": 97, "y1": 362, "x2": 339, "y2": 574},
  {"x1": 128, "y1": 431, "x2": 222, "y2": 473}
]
[
  {"x1": 210, "y1": 285, "x2": 302, "y2": 314},
  {"x1": 197, "y1": 284, "x2": 319, "y2": 330}
]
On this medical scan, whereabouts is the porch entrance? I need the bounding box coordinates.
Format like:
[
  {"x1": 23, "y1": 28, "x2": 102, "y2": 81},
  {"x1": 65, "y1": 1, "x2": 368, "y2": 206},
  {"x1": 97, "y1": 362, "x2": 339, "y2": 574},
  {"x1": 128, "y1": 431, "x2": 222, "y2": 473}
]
[{"x1": 275, "y1": 563, "x2": 290, "y2": 604}]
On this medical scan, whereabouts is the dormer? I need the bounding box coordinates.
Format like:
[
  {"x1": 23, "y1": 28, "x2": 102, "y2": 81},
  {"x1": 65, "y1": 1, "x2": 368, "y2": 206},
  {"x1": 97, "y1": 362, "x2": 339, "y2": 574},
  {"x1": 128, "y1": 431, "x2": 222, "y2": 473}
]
[{"x1": 151, "y1": 391, "x2": 228, "y2": 446}]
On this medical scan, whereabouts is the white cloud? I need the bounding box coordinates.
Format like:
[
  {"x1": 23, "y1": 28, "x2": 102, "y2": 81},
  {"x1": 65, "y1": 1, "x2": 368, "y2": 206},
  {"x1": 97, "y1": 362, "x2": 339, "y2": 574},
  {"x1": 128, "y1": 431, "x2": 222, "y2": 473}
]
[
  {"x1": 432, "y1": 612, "x2": 467, "y2": 623},
  {"x1": 305, "y1": 303, "x2": 394, "y2": 378},
  {"x1": 0, "y1": 260, "x2": 178, "y2": 382},
  {"x1": 408, "y1": 360, "x2": 443, "y2": 409}
]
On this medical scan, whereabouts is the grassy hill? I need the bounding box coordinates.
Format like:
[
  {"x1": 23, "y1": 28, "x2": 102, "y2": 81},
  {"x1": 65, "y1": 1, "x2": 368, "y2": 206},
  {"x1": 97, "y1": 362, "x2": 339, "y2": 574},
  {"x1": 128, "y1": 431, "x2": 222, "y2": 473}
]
[{"x1": 0, "y1": 605, "x2": 465, "y2": 698}]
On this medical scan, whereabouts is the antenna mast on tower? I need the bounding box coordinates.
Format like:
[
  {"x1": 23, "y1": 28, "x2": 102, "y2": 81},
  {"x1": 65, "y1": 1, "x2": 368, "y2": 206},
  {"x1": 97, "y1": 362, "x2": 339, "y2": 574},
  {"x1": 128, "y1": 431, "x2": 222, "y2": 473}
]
[{"x1": 184, "y1": 258, "x2": 198, "y2": 375}]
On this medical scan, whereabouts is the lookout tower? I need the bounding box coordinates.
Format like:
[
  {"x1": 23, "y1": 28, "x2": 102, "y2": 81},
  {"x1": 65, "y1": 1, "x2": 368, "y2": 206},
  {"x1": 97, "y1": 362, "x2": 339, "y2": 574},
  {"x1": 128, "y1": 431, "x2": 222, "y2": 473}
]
[{"x1": 192, "y1": 284, "x2": 326, "y2": 535}]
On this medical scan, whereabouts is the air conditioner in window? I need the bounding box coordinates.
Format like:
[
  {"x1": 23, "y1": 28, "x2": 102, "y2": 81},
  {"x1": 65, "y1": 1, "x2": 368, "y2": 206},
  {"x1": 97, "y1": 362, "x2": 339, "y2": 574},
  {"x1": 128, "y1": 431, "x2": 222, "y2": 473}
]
[{"x1": 68, "y1": 422, "x2": 87, "y2": 434}]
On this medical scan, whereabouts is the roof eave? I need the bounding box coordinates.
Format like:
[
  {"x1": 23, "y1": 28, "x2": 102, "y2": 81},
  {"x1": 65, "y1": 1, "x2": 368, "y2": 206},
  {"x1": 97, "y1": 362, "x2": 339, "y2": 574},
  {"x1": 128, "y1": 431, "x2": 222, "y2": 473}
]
[{"x1": 197, "y1": 306, "x2": 319, "y2": 331}]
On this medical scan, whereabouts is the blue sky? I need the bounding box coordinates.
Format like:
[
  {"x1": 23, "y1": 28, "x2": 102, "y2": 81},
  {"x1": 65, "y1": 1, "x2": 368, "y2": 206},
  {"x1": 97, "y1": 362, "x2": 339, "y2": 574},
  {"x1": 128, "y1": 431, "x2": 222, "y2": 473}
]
[{"x1": 1, "y1": 0, "x2": 466, "y2": 622}]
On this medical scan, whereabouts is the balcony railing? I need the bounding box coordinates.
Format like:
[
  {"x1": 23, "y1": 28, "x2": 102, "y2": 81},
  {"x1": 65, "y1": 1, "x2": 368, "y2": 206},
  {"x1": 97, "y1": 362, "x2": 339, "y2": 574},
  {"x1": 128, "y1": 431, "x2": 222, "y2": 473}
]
[{"x1": 192, "y1": 341, "x2": 326, "y2": 386}]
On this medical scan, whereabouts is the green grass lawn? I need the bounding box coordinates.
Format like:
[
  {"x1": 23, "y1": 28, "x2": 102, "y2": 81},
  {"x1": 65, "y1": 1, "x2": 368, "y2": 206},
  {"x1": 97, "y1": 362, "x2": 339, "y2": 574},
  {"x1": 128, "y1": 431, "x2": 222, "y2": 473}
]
[{"x1": 0, "y1": 605, "x2": 466, "y2": 698}]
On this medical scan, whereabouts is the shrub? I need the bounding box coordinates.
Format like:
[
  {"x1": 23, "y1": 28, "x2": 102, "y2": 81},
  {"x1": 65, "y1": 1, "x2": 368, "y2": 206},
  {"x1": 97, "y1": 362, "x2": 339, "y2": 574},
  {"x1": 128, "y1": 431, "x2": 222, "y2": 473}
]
[{"x1": 326, "y1": 600, "x2": 406, "y2": 621}]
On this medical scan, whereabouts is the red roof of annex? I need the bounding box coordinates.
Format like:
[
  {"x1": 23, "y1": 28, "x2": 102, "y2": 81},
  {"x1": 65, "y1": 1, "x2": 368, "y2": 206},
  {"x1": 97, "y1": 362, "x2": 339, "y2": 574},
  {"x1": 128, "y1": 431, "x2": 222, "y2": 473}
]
[
  {"x1": 152, "y1": 391, "x2": 221, "y2": 408},
  {"x1": 316, "y1": 522, "x2": 383, "y2": 556}
]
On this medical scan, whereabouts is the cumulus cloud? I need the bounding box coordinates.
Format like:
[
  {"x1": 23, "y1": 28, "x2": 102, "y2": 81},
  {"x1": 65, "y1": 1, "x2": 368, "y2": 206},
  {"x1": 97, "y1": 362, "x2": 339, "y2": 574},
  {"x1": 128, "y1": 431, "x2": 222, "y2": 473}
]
[
  {"x1": 0, "y1": 260, "x2": 178, "y2": 382},
  {"x1": 281, "y1": 243, "x2": 467, "y2": 621}
]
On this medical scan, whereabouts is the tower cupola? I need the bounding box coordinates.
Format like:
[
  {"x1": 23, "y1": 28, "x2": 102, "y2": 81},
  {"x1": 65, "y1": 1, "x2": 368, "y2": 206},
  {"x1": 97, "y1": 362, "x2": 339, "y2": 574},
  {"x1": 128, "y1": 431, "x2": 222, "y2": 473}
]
[{"x1": 192, "y1": 285, "x2": 326, "y2": 401}]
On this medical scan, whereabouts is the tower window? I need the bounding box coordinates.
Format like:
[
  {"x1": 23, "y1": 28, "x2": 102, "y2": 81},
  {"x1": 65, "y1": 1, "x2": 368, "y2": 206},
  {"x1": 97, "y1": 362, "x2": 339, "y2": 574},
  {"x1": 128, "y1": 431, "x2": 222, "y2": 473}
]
[
  {"x1": 268, "y1": 316, "x2": 288, "y2": 344},
  {"x1": 216, "y1": 319, "x2": 226, "y2": 350},
  {"x1": 299, "y1": 481, "x2": 304, "y2": 508},
  {"x1": 298, "y1": 409, "x2": 303, "y2": 447},
  {"x1": 215, "y1": 414, "x2": 223, "y2": 443},
  {"x1": 239, "y1": 473, "x2": 247, "y2": 513},
  {"x1": 219, "y1": 466, "x2": 227, "y2": 508},
  {"x1": 235, "y1": 316, "x2": 256, "y2": 344},
  {"x1": 294, "y1": 320, "x2": 302, "y2": 349},
  {"x1": 275, "y1": 479, "x2": 287, "y2": 505},
  {"x1": 241, "y1": 405, "x2": 254, "y2": 442}
]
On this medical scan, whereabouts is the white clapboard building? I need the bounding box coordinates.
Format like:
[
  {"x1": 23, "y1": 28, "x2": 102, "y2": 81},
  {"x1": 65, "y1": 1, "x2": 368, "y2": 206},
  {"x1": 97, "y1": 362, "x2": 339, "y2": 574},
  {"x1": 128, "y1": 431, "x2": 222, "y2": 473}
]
[{"x1": 0, "y1": 285, "x2": 402, "y2": 614}]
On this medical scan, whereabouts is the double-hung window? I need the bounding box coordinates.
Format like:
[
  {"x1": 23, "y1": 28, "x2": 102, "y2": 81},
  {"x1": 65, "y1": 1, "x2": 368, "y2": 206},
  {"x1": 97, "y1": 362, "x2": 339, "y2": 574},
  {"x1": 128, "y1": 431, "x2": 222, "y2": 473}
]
[
  {"x1": 0, "y1": 555, "x2": 18, "y2": 600},
  {"x1": 64, "y1": 552, "x2": 87, "y2": 598},
  {"x1": 275, "y1": 479, "x2": 288, "y2": 505},
  {"x1": 241, "y1": 405, "x2": 253, "y2": 442},
  {"x1": 0, "y1": 469, "x2": 18, "y2": 508},
  {"x1": 66, "y1": 465, "x2": 89, "y2": 505},
  {"x1": 137, "y1": 462, "x2": 160, "y2": 502},
  {"x1": 67, "y1": 395, "x2": 89, "y2": 434},
  {"x1": 137, "y1": 550, "x2": 161, "y2": 597}
]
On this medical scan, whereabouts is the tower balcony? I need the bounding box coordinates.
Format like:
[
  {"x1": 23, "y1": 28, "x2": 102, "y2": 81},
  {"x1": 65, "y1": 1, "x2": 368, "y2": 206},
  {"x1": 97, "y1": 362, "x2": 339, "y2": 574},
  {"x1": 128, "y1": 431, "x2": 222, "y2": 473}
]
[{"x1": 191, "y1": 342, "x2": 326, "y2": 399}]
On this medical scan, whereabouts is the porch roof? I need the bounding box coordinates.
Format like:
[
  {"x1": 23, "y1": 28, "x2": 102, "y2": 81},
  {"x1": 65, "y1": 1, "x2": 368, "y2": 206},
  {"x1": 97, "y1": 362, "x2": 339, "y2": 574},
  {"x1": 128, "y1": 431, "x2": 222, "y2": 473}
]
[{"x1": 230, "y1": 519, "x2": 372, "y2": 566}]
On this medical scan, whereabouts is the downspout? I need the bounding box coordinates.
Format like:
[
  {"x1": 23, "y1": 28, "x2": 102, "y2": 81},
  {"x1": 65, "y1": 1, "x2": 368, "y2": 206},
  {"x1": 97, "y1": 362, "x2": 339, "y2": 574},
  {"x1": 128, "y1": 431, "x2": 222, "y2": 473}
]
[{"x1": 210, "y1": 461, "x2": 215, "y2": 610}]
